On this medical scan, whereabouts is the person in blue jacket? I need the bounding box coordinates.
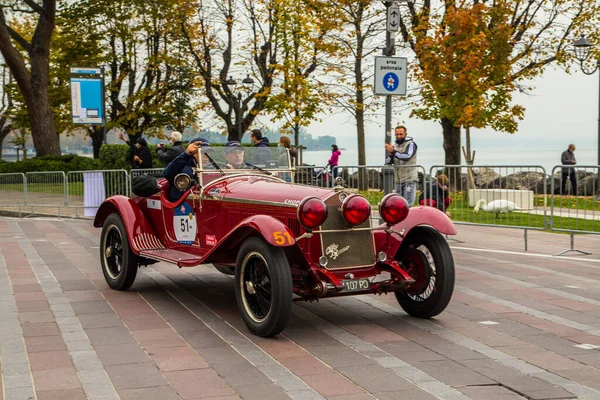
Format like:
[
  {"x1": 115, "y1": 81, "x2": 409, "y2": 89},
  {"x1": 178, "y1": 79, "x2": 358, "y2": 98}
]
[{"x1": 163, "y1": 137, "x2": 212, "y2": 201}]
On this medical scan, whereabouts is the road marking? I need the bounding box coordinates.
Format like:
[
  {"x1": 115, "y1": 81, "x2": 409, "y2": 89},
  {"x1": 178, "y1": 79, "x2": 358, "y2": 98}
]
[
  {"x1": 356, "y1": 296, "x2": 600, "y2": 399},
  {"x1": 575, "y1": 344, "x2": 600, "y2": 350},
  {"x1": 451, "y1": 246, "x2": 600, "y2": 263},
  {"x1": 478, "y1": 321, "x2": 500, "y2": 325}
]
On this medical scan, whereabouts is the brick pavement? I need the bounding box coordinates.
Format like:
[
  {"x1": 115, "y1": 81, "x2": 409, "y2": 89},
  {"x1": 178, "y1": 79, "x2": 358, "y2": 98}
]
[{"x1": 0, "y1": 218, "x2": 600, "y2": 399}]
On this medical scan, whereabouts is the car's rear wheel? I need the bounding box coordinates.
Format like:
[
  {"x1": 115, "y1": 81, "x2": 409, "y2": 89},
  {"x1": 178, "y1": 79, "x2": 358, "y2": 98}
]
[
  {"x1": 394, "y1": 227, "x2": 454, "y2": 318},
  {"x1": 100, "y1": 214, "x2": 138, "y2": 291},
  {"x1": 234, "y1": 237, "x2": 292, "y2": 337}
]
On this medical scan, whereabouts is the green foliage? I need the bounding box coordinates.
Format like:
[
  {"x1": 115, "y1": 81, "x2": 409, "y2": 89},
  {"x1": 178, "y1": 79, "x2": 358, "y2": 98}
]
[
  {"x1": 0, "y1": 154, "x2": 100, "y2": 174},
  {"x1": 99, "y1": 144, "x2": 162, "y2": 171}
]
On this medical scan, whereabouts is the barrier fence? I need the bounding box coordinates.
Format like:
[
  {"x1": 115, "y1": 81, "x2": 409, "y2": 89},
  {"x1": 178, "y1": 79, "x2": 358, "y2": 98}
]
[
  {"x1": 66, "y1": 170, "x2": 130, "y2": 217},
  {"x1": 0, "y1": 165, "x2": 598, "y2": 250},
  {"x1": 0, "y1": 173, "x2": 26, "y2": 206}
]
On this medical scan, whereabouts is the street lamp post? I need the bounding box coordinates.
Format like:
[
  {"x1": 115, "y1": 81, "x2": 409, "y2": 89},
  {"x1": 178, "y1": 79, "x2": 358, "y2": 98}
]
[
  {"x1": 225, "y1": 74, "x2": 255, "y2": 139},
  {"x1": 573, "y1": 35, "x2": 600, "y2": 200}
]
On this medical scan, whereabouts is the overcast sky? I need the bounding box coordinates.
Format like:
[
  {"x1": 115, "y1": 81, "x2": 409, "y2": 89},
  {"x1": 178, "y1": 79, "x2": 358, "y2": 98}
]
[{"x1": 303, "y1": 65, "x2": 599, "y2": 164}]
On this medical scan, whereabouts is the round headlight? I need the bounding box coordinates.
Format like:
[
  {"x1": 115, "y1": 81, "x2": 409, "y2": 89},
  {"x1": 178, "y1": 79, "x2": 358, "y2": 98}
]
[
  {"x1": 341, "y1": 194, "x2": 371, "y2": 226},
  {"x1": 174, "y1": 173, "x2": 192, "y2": 191},
  {"x1": 298, "y1": 197, "x2": 328, "y2": 230},
  {"x1": 379, "y1": 193, "x2": 409, "y2": 225}
]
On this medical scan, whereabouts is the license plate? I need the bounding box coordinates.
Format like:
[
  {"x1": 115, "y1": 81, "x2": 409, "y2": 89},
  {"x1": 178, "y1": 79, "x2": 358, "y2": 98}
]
[{"x1": 341, "y1": 278, "x2": 370, "y2": 292}]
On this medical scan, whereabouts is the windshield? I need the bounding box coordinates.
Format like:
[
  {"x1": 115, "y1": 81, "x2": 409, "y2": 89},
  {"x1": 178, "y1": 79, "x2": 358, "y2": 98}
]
[{"x1": 197, "y1": 146, "x2": 292, "y2": 185}]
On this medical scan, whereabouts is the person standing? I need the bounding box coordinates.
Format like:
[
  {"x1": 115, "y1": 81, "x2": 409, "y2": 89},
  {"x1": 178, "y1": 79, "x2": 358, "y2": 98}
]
[
  {"x1": 328, "y1": 144, "x2": 341, "y2": 185},
  {"x1": 249, "y1": 129, "x2": 271, "y2": 164},
  {"x1": 119, "y1": 132, "x2": 153, "y2": 169},
  {"x1": 156, "y1": 131, "x2": 185, "y2": 166},
  {"x1": 278, "y1": 136, "x2": 297, "y2": 167},
  {"x1": 561, "y1": 143, "x2": 577, "y2": 196},
  {"x1": 385, "y1": 125, "x2": 418, "y2": 206}
]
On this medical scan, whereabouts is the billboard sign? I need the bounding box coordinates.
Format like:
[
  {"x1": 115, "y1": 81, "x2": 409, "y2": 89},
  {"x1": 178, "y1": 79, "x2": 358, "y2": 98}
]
[{"x1": 70, "y1": 67, "x2": 105, "y2": 125}]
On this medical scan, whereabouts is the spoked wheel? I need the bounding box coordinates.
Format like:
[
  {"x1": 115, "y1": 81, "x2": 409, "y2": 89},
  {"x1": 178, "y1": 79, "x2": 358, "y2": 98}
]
[
  {"x1": 395, "y1": 227, "x2": 455, "y2": 318},
  {"x1": 234, "y1": 237, "x2": 292, "y2": 337},
  {"x1": 100, "y1": 214, "x2": 138, "y2": 290}
]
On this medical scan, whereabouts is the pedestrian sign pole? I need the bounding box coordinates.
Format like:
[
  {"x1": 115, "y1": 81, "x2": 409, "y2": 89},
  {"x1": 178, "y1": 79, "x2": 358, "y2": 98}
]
[{"x1": 381, "y1": 1, "x2": 408, "y2": 195}]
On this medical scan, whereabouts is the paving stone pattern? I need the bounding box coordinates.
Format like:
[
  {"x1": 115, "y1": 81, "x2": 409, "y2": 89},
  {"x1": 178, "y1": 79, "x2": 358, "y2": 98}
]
[{"x1": 0, "y1": 218, "x2": 600, "y2": 399}]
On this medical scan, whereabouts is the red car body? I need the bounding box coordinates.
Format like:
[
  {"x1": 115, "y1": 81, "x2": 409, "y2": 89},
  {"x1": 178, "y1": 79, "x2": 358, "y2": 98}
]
[{"x1": 95, "y1": 160, "x2": 456, "y2": 337}]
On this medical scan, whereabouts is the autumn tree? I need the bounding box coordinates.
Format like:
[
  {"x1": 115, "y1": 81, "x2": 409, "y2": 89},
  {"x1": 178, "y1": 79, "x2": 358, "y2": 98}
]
[
  {"x1": 181, "y1": 0, "x2": 293, "y2": 142},
  {"x1": 62, "y1": 0, "x2": 199, "y2": 146},
  {"x1": 0, "y1": 0, "x2": 60, "y2": 156},
  {"x1": 328, "y1": 1, "x2": 385, "y2": 162},
  {"x1": 399, "y1": 0, "x2": 600, "y2": 165},
  {"x1": 328, "y1": 0, "x2": 385, "y2": 189},
  {"x1": 264, "y1": 0, "x2": 339, "y2": 147}
]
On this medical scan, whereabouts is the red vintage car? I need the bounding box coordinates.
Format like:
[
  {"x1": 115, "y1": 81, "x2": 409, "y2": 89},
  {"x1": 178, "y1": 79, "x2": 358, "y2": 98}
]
[{"x1": 94, "y1": 147, "x2": 456, "y2": 337}]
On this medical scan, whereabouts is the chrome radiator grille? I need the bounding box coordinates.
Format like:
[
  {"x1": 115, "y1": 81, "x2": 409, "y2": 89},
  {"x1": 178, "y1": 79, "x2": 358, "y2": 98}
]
[{"x1": 320, "y1": 193, "x2": 375, "y2": 270}]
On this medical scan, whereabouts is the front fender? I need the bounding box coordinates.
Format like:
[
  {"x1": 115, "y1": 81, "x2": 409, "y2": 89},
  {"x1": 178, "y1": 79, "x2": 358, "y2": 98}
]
[
  {"x1": 229, "y1": 214, "x2": 296, "y2": 247},
  {"x1": 392, "y1": 206, "x2": 456, "y2": 236},
  {"x1": 93, "y1": 196, "x2": 161, "y2": 254},
  {"x1": 374, "y1": 206, "x2": 456, "y2": 256}
]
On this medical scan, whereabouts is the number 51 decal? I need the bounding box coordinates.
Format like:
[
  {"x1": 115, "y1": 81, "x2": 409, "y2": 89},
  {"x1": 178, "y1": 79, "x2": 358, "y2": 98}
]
[{"x1": 273, "y1": 231, "x2": 294, "y2": 245}]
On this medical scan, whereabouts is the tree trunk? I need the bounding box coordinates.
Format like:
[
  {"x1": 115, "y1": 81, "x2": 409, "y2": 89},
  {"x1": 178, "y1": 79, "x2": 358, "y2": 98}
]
[
  {"x1": 26, "y1": 94, "x2": 60, "y2": 157},
  {"x1": 356, "y1": 105, "x2": 367, "y2": 191},
  {"x1": 441, "y1": 117, "x2": 461, "y2": 166},
  {"x1": 227, "y1": 126, "x2": 241, "y2": 142},
  {"x1": 89, "y1": 126, "x2": 104, "y2": 159}
]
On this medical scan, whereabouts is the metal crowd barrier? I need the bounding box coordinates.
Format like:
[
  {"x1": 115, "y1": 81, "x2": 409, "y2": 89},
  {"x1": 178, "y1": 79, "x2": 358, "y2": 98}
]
[
  {"x1": 0, "y1": 164, "x2": 597, "y2": 248},
  {"x1": 429, "y1": 165, "x2": 549, "y2": 234},
  {"x1": 24, "y1": 171, "x2": 67, "y2": 207},
  {"x1": 66, "y1": 170, "x2": 130, "y2": 217},
  {"x1": 130, "y1": 168, "x2": 164, "y2": 180},
  {"x1": 0, "y1": 173, "x2": 27, "y2": 206}
]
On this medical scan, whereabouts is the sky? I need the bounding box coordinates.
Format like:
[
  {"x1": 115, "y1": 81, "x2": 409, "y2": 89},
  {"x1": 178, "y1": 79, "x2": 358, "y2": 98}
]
[{"x1": 302, "y1": 65, "x2": 599, "y2": 166}]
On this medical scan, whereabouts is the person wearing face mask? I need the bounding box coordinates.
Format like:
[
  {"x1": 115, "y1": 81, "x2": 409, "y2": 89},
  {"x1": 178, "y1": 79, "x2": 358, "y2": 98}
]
[{"x1": 385, "y1": 125, "x2": 418, "y2": 206}]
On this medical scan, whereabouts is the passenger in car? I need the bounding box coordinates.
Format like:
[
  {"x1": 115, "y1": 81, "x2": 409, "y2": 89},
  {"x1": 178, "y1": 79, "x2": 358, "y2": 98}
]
[
  {"x1": 163, "y1": 137, "x2": 212, "y2": 201},
  {"x1": 223, "y1": 141, "x2": 248, "y2": 169}
]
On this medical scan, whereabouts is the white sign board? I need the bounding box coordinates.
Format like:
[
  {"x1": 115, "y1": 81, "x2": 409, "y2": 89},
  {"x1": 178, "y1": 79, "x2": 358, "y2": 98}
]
[
  {"x1": 374, "y1": 57, "x2": 407, "y2": 96},
  {"x1": 387, "y1": 4, "x2": 400, "y2": 32}
]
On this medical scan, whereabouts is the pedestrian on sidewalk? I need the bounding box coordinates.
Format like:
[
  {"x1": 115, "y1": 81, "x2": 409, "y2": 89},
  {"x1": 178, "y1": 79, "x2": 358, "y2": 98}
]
[{"x1": 560, "y1": 143, "x2": 577, "y2": 196}]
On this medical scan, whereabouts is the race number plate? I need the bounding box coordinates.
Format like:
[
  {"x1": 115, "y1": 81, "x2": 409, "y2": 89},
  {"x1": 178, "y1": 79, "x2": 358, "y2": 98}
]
[
  {"x1": 174, "y1": 202, "x2": 197, "y2": 245},
  {"x1": 341, "y1": 278, "x2": 370, "y2": 293}
]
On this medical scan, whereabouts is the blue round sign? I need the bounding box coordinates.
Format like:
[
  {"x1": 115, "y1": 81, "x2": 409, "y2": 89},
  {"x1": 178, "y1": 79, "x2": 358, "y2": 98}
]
[{"x1": 383, "y1": 72, "x2": 399, "y2": 92}]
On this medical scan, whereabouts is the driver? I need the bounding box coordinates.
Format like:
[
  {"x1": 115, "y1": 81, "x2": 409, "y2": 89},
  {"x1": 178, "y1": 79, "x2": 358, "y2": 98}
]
[
  {"x1": 223, "y1": 140, "x2": 248, "y2": 169},
  {"x1": 163, "y1": 137, "x2": 212, "y2": 201}
]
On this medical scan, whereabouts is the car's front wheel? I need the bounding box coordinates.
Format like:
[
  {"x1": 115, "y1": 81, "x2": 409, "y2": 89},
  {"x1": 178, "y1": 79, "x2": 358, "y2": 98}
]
[
  {"x1": 100, "y1": 214, "x2": 138, "y2": 291},
  {"x1": 395, "y1": 227, "x2": 455, "y2": 318},
  {"x1": 234, "y1": 237, "x2": 292, "y2": 337}
]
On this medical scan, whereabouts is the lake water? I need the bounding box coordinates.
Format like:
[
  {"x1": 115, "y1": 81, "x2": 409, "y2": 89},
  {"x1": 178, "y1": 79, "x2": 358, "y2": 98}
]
[{"x1": 301, "y1": 147, "x2": 599, "y2": 175}]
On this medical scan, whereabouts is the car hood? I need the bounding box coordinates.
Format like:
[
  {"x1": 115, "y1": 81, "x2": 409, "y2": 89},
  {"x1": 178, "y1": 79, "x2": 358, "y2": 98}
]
[{"x1": 206, "y1": 176, "x2": 334, "y2": 206}]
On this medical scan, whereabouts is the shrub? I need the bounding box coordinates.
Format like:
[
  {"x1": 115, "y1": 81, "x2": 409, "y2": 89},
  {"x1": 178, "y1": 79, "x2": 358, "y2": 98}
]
[
  {"x1": 0, "y1": 154, "x2": 100, "y2": 174},
  {"x1": 99, "y1": 144, "x2": 162, "y2": 171}
]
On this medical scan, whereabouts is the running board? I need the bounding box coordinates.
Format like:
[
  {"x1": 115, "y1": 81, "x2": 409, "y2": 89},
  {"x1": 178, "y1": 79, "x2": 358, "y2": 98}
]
[{"x1": 139, "y1": 249, "x2": 203, "y2": 267}]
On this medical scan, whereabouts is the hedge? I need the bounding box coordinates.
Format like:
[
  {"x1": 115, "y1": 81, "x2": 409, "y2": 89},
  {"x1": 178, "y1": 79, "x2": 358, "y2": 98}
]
[
  {"x1": 99, "y1": 144, "x2": 164, "y2": 171},
  {"x1": 0, "y1": 154, "x2": 100, "y2": 174}
]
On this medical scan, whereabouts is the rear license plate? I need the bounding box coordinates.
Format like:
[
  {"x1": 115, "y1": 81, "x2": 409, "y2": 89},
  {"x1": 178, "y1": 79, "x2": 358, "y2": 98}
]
[{"x1": 341, "y1": 278, "x2": 370, "y2": 292}]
